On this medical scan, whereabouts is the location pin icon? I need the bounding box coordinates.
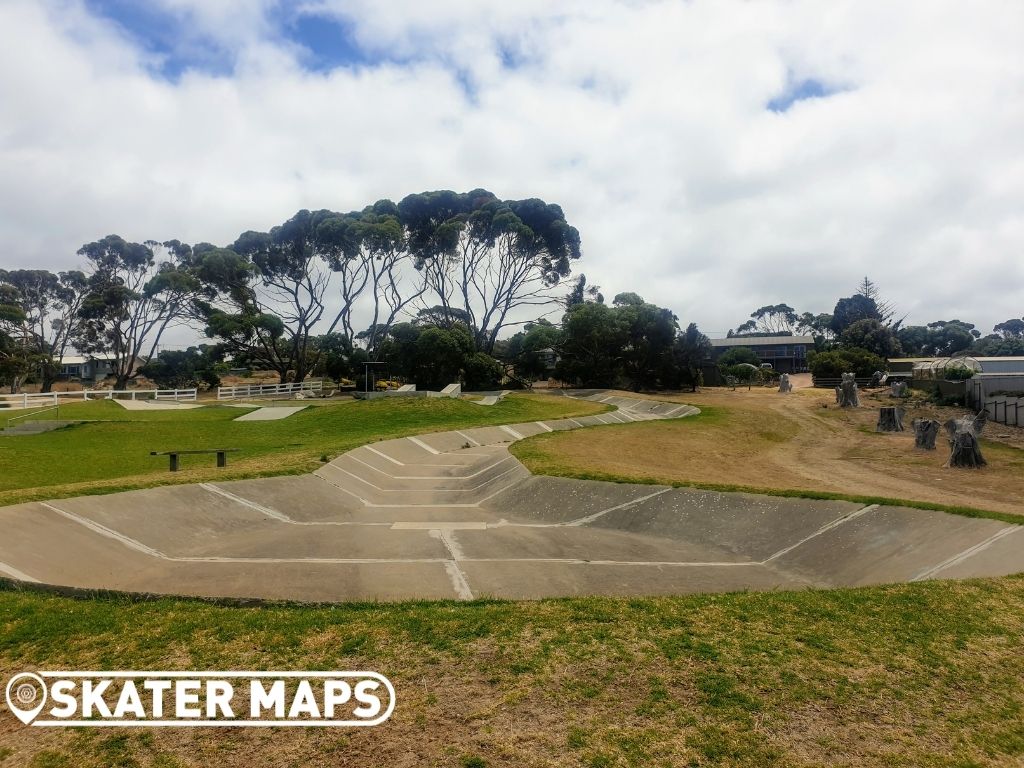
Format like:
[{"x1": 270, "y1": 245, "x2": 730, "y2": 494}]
[{"x1": 5, "y1": 673, "x2": 48, "y2": 725}]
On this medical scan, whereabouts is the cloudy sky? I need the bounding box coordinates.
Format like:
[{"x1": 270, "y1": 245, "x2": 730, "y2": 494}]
[{"x1": 1, "y1": 0, "x2": 1022, "y2": 344}]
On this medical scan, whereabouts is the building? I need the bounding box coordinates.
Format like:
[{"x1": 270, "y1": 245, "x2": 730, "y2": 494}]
[
  {"x1": 57, "y1": 355, "x2": 117, "y2": 383},
  {"x1": 708, "y1": 335, "x2": 815, "y2": 374}
]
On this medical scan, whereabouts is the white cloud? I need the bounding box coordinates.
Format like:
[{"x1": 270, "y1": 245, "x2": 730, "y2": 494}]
[{"x1": 0, "y1": 0, "x2": 1021, "y2": 347}]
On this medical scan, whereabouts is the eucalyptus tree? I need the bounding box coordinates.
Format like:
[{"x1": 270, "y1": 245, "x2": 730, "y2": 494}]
[
  {"x1": 735, "y1": 304, "x2": 799, "y2": 335},
  {"x1": 399, "y1": 189, "x2": 581, "y2": 353},
  {"x1": 0, "y1": 269, "x2": 89, "y2": 391},
  {"x1": 318, "y1": 200, "x2": 427, "y2": 359},
  {"x1": 76, "y1": 236, "x2": 203, "y2": 390},
  {"x1": 0, "y1": 283, "x2": 31, "y2": 392},
  {"x1": 189, "y1": 209, "x2": 367, "y2": 383}
]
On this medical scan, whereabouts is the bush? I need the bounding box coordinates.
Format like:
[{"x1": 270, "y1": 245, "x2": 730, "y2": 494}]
[
  {"x1": 807, "y1": 347, "x2": 886, "y2": 379},
  {"x1": 463, "y1": 353, "x2": 505, "y2": 390},
  {"x1": 941, "y1": 364, "x2": 975, "y2": 381}
]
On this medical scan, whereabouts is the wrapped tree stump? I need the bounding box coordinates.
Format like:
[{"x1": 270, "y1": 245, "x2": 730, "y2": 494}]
[
  {"x1": 778, "y1": 373, "x2": 792, "y2": 393},
  {"x1": 912, "y1": 418, "x2": 940, "y2": 450},
  {"x1": 944, "y1": 412, "x2": 987, "y2": 468},
  {"x1": 877, "y1": 407, "x2": 904, "y2": 432},
  {"x1": 838, "y1": 372, "x2": 860, "y2": 408}
]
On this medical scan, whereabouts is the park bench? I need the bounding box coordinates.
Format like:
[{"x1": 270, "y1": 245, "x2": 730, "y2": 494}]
[{"x1": 150, "y1": 448, "x2": 239, "y2": 472}]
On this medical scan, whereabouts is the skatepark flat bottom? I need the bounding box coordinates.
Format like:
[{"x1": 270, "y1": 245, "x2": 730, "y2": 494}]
[{"x1": 0, "y1": 393, "x2": 1021, "y2": 602}]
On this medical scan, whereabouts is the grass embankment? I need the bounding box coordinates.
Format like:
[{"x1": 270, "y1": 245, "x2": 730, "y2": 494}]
[
  {"x1": 0, "y1": 395, "x2": 607, "y2": 506},
  {"x1": 511, "y1": 388, "x2": 1024, "y2": 522},
  {"x1": 1, "y1": 578, "x2": 1023, "y2": 766}
]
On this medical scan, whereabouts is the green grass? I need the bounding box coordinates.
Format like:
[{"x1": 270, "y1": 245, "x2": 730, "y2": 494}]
[
  {"x1": 0, "y1": 395, "x2": 608, "y2": 506},
  {"x1": 1, "y1": 577, "x2": 1022, "y2": 765}
]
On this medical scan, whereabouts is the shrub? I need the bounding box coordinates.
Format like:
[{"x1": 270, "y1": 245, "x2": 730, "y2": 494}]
[
  {"x1": 807, "y1": 347, "x2": 886, "y2": 379},
  {"x1": 941, "y1": 364, "x2": 975, "y2": 381}
]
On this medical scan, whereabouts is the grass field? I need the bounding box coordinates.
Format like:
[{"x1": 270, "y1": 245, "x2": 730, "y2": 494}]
[
  {"x1": 0, "y1": 394, "x2": 608, "y2": 506},
  {"x1": 2, "y1": 389, "x2": 1022, "y2": 765},
  {"x1": 511, "y1": 387, "x2": 1024, "y2": 520},
  {"x1": 1, "y1": 577, "x2": 1022, "y2": 767}
]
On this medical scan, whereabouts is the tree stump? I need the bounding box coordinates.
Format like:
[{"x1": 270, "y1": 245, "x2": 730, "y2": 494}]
[
  {"x1": 912, "y1": 418, "x2": 940, "y2": 450},
  {"x1": 778, "y1": 374, "x2": 792, "y2": 393},
  {"x1": 838, "y1": 372, "x2": 859, "y2": 408},
  {"x1": 890, "y1": 381, "x2": 907, "y2": 398},
  {"x1": 876, "y1": 407, "x2": 904, "y2": 432},
  {"x1": 944, "y1": 412, "x2": 987, "y2": 468},
  {"x1": 869, "y1": 370, "x2": 884, "y2": 388}
]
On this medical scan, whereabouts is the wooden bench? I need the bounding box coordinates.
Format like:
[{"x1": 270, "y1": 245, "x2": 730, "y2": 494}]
[{"x1": 150, "y1": 449, "x2": 239, "y2": 472}]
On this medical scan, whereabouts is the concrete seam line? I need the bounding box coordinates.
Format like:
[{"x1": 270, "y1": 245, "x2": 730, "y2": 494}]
[
  {"x1": 910, "y1": 526, "x2": 1022, "y2": 582},
  {"x1": 407, "y1": 436, "x2": 441, "y2": 455},
  {"x1": 343, "y1": 451, "x2": 512, "y2": 480},
  {"x1": 436, "y1": 530, "x2": 474, "y2": 600},
  {"x1": 564, "y1": 488, "x2": 674, "y2": 527},
  {"x1": 443, "y1": 562, "x2": 475, "y2": 600},
  {"x1": 457, "y1": 558, "x2": 760, "y2": 567},
  {"x1": 362, "y1": 445, "x2": 405, "y2": 466},
  {"x1": 454, "y1": 430, "x2": 481, "y2": 446},
  {"x1": 310, "y1": 473, "x2": 372, "y2": 505},
  {"x1": 534, "y1": 421, "x2": 554, "y2": 432},
  {"x1": 0, "y1": 560, "x2": 41, "y2": 583},
  {"x1": 499, "y1": 425, "x2": 525, "y2": 440},
  {"x1": 319, "y1": 462, "x2": 523, "y2": 493},
  {"x1": 38, "y1": 502, "x2": 167, "y2": 559},
  {"x1": 762, "y1": 504, "x2": 879, "y2": 563},
  {"x1": 199, "y1": 483, "x2": 293, "y2": 522},
  {"x1": 178, "y1": 556, "x2": 451, "y2": 564}
]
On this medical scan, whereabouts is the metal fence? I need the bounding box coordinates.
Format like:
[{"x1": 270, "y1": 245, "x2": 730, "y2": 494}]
[
  {"x1": 811, "y1": 376, "x2": 874, "y2": 389},
  {"x1": 980, "y1": 396, "x2": 1022, "y2": 427},
  {"x1": 216, "y1": 380, "x2": 323, "y2": 400}
]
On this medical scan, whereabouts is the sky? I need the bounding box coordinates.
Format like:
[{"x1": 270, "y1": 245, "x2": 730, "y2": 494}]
[{"x1": 1, "y1": 0, "x2": 1022, "y2": 347}]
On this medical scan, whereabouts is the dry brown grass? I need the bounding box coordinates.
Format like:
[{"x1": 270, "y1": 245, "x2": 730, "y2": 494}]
[
  {"x1": 2, "y1": 577, "x2": 1023, "y2": 766},
  {"x1": 513, "y1": 386, "x2": 1024, "y2": 517}
]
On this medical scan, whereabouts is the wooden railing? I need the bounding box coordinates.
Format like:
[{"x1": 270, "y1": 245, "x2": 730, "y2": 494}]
[{"x1": 216, "y1": 380, "x2": 323, "y2": 400}]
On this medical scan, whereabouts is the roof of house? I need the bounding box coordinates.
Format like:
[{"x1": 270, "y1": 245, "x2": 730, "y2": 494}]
[{"x1": 710, "y1": 335, "x2": 815, "y2": 348}]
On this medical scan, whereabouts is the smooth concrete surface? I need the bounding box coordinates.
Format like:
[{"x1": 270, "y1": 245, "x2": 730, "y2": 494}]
[
  {"x1": 0, "y1": 390, "x2": 1021, "y2": 603},
  {"x1": 234, "y1": 406, "x2": 308, "y2": 421},
  {"x1": 114, "y1": 400, "x2": 202, "y2": 410}
]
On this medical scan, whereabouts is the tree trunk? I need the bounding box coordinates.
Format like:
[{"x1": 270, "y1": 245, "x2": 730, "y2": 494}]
[
  {"x1": 838, "y1": 372, "x2": 859, "y2": 407},
  {"x1": 778, "y1": 374, "x2": 792, "y2": 393},
  {"x1": 876, "y1": 406, "x2": 904, "y2": 432},
  {"x1": 944, "y1": 413, "x2": 987, "y2": 468},
  {"x1": 912, "y1": 418, "x2": 940, "y2": 449}
]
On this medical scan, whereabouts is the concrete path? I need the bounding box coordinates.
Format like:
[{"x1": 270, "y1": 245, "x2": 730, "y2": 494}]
[
  {"x1": 0, "y1": 391, "x2": 1020, "y2": 603},
  {"x1": 233, "y1": 406, "x2": 308, "y2": 421},
  {"x1": 114, "y1": 400, "x2": 202, "y2": 410}
]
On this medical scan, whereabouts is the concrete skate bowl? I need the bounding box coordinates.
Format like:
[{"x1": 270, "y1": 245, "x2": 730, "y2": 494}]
[{"x1": 0, "y1": 392, "x2": 1020, "y2": 603}]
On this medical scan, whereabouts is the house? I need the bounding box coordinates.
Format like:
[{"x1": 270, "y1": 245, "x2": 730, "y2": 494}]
[
  {"x1": 709, "y1": 336, "x2": 815, "y2": 374},
  {"x1": 57, "y1": 355, "x2": 117, "y2": 383}
]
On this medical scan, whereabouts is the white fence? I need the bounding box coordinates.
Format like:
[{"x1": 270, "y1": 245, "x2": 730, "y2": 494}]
[
  {"x1": 0, "y1": 389, "x2": 197, "y2": 408},
  {"x1": 217, "y1": 380, "x2": 323, "y2": 400}
]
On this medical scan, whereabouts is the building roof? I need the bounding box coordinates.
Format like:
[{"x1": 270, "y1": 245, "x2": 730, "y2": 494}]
[{"x1": 710, "y1": 335, "x2": 815, "y2": 348}]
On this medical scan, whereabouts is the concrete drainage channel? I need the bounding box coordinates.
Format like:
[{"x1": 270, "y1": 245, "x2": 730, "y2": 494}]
[{"x1": 0, "y1": 392, "x2": 1021, "y2": 602}]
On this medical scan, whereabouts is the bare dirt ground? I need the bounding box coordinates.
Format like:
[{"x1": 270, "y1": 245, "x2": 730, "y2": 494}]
[{"x1": 517, "y1": 381, "x2": 1024, "y2": 517}]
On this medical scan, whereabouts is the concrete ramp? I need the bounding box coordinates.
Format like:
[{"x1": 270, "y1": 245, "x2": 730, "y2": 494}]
[
  {"x1": 234, "y1": 406, "x2": 307, "y2": 421},
  {"x1": 0, "y1": 391, "x2": 1020, "y2": 603}
]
